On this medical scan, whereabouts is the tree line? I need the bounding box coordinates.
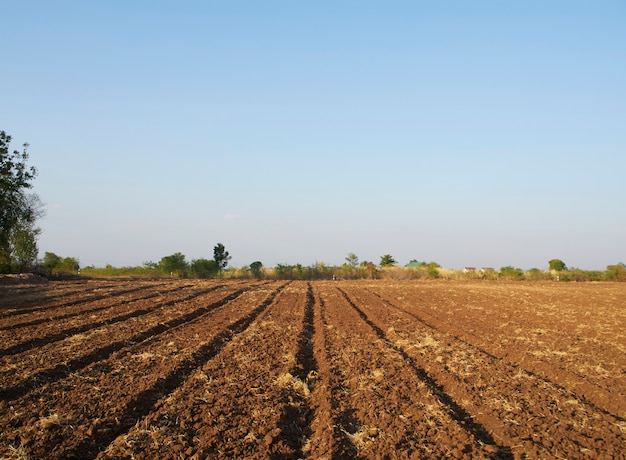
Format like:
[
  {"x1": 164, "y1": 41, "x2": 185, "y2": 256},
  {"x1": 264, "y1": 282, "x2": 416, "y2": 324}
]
[{"x1": 1, "y1": 130, "x2": 624, "y2": 282}]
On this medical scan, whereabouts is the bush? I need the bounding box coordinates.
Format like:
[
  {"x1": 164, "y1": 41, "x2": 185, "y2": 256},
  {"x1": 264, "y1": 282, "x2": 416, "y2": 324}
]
[
  {"x1": 604, "y1": 263, "x2": 626, "y2": 281},
  {"x1": 499, "y1": 266, "x2": 524, "y2": 280}
]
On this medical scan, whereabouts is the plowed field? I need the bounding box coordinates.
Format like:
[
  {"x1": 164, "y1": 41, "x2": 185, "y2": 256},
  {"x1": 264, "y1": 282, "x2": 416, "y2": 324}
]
[{"x1": 1, "y1": 279, "x2": 625, "y2": 459}]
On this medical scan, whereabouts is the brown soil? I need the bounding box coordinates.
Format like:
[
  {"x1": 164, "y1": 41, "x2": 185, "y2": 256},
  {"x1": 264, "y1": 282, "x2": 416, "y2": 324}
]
[{"x1": 1, "y1": 279, "x2": 624, "y2": 459}]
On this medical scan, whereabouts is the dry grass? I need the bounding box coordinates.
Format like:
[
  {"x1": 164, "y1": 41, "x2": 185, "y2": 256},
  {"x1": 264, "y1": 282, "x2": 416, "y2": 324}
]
[
  {"x1": 275, "y1": 372, "x2": 311, "y2": 398},
  {"x1": 341, "y1": 425, "x2": 369, "y2": 449}
]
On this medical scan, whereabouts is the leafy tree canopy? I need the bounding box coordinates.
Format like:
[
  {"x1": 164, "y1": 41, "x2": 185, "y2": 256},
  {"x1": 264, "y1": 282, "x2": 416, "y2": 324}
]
[
  {"x1": 250, "y1": 261, "x2": 263, "y2": 279},
  {"x1": 379, "y1": 254, "x2": 397, "y2": 267},
  {"x1": 190, "y1": 258, "x2": 218, "y2": 278},
  {"x1": 160, "y1": 252, "x2": 188, "y2": 275},
  {"x1": 0, "y1": 131, "x2": 41, "y2": 272},
  {"x1": 213, "y1": 243, "x2": 231, "y2": 271},
  {"x1": 345, "y1": 253, "x2": 359, "y2": 269},
  {"x1": 548, "y1": 259, "x2": 567, "y2": 271}
]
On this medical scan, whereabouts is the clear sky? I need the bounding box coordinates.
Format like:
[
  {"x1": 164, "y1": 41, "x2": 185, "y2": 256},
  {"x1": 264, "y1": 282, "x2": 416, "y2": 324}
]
[{"x1": 2, "y1": 1, "x2": 625, "y2": 270}]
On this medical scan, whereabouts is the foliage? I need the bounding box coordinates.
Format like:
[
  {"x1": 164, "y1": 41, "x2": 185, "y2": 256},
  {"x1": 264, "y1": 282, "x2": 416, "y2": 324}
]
[
  {"x1": 270, "y1": 262, "x2": 335, "y2": 280},
  {"x1": 345, "y1": 253, "x2": 359, "y2": 269},
  {"x1": 0, "y1": 131, "x2": 41, "y2": 273},
  {"x1": 60, "y1": 257, "x2": 80, "y2": 273},
  {"x1": 213, "y1": 243, "x2": 231, "y2": 271},
  {"x1": 549, "y1": 259, "x2": 567, "y2": 271},
  {"x1": 160, "y1": 252, "x2": 188, "y2": 276},
  {"x1": 423, "y1": 261, "x2": 441, "y2": 278},
  {"x1": 9, "y1": 218, "x2": 41, "y2": 272},
  {"x1": 41, "y1": 252, "x2": 79, "y2": 276},
  {"x1": 340, "y1": 253, "x2": 361, "y2": 279},
  {"x1": 360, "y1": 261, "x2": 378, "y2": 279},
  {"x1": 250, "y1": 261, "x2": 263, "y2": 279},
  {"x1": 525, "y1": 268, "x2": 550, "y2": 281},
  {"x1": 190, "y1": 258, "x2": 219, "y2": 278},
  {"x1": 81, "y1": 264, "x2": 161, "y2": 277},
  {"x1": 379, "y1": 254, "x2": 397, "y2": 267},
  {"x1": 604, "y1": 263, "x2": 626, "y2": 281},
  {"x1": 274, "y1": 263, "x2": 295, "y2": 280},
  {"x1": 499, "y1": 266, "x2": 524, "y2": 280},
  {"x1": 43, "y1": 252, "x2": 62, "y2": 275},
  {"x1": 563, "y1": 269, "x2": 604, "y2": 282}
]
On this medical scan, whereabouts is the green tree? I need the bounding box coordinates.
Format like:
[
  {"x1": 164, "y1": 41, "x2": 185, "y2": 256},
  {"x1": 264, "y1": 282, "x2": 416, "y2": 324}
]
[
  {"x1": 379, "y1": 254, "x2": 397, "y2": 267},
  {"x1": 360, "y1": 261, "x2": 377, "y2": 279},
  {"x1": 345, "y1": 253, "x2": 359, "y2": 269},
  {"x1": 213, "y1": 243, "x2": 231, "y2": 271},
  {"x1": 9, "y1": 221, "x2": 41, "y2": 272},
  {"x1": 548, "y1": 259, "x2": 567, "y2": 271},
  {"x1": 43, "y1": 252, "x2": 61, "y2": 276},
  {"x1": 190, "y1": 258, "x2": 219, "y2": 278},
  {"x1": 60, "y1": 257, "x2": 80, "y2": 273},
  {"x1": 499, "y1": 266, "x2": 524, "y2": 280},
  {"x1": 250, "y1": 261, "x2": 263, "y2": 279},
  {"x1": 604, "y1": 263, "x2": 626, "y2": 281},
  {"x1": 160, "y1": 252, "x2": 188, "y2": 276},
  {"x1": 0, "y1": 131, "x2": 40, "y2": 273}
]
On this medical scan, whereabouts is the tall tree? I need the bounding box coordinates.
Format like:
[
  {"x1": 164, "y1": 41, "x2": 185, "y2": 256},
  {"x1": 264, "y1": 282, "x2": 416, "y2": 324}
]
[
  {"x1": 0, "y1": 131, "x2": 41, "y2": 272},
  {"x1": 213, "y1": 243, "x2": 231, "y2": 271},
  {"x1": 345, "y1": 253, "x2": 359, "y2": 269}
]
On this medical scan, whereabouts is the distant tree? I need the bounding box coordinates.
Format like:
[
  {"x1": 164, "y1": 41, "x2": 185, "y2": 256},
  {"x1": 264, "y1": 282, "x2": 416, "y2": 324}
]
[
  {"x1": 190, "y1": 258, "x2": 218, "y2": 278},
  {"x1": 275, "y1": 264, "x2": 294, "y2": 280},
  {"x1": 604, "y1": 263, "x2": 626, "y2": 281},
  {"x1": 43, "y1": 252, "x2": 61, "y2": 276},
  {"x1": 0, "y1": 131, "x2": 41, "y2": 273},
  {"x1": 160, "y1": 252, "x2": 188, "y2": 276},
  {"x1": 143, "y1": 261, "x2": 159, "y2": 270},
  {"x1": 548, "y1": 259, "x2": 567, "y2": 271},
  {"x1": 213, "y1": 243, "x2": 231, "y2": 272},
  {"x1": 250, "y1": 261, "x2": 263, "y2": 279},
  {"x1": 60, "y1": 257, "x2": 80, "y2": 273},
  {"x1": 526, "y1": 268, "x2": 549, "y2": 281},
  {"x1": 499, "y1": 266, "x2": 524, "y2": 280},
  {"x1": 345, "y1": 253, "x2": 359, "y2": 269},
  {"x1": 379, "y1": 254, "x2": 397, "y2": 267},
  {"x1": 360, "y1": 261, "x2": 377, "y2": 279}
]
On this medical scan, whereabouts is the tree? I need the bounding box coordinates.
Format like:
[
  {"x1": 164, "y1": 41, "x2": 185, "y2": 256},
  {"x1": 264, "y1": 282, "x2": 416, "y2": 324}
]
[
  {"x1": 604, "y1": 263, "x2": 626, "y2": 281},
  {"x1": 360, "y1": 261, "x2": 377, "y2": 279},
  {"x1": 250, "y1": 261, "x2": 263, "y2": 279},
  {"x1": 190, "y1": 258, "x2": 219, "y2": 278},
  {"x1": 160, "y1": 252, "x2": 188, "y2": 276},
  {"x1": 213, "y1": 243, "x2": 231, "y2": 271},
  {"x1": 548, "y1": 259, "x2": 567, "y2": 271},
  {"x1": 43, "y1": 252, "x2": 61, "y2": 276},
  {"x1": 9, "y1": 219, "x2": 41, "y2": 272},
  {"x1": 0, "y1": 131, "x2": 40, "y2": 273},
  {"x1": 379, "y1": 254, "x2": 397, "y2": 267},
  {"x1": 499, "y1": 266, "x2": 524, "y2": 280},
  {"x1": 345, "y1": 253, "x2": 359, "y2": 269},
  {"x1": 60, "y1": 257, "x2": 80, "y2": 273}
]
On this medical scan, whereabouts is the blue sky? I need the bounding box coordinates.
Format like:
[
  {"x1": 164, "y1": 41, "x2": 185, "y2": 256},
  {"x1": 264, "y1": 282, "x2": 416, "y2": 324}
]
[{"x1": 2, "y1": 1, "x2": 625, "y2": 270}]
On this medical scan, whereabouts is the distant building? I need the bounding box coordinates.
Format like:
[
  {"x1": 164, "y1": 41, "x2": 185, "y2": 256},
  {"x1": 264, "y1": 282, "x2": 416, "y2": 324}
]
[{"x1": 404, "y1": 261, "x2": 424, "y2": 268}]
